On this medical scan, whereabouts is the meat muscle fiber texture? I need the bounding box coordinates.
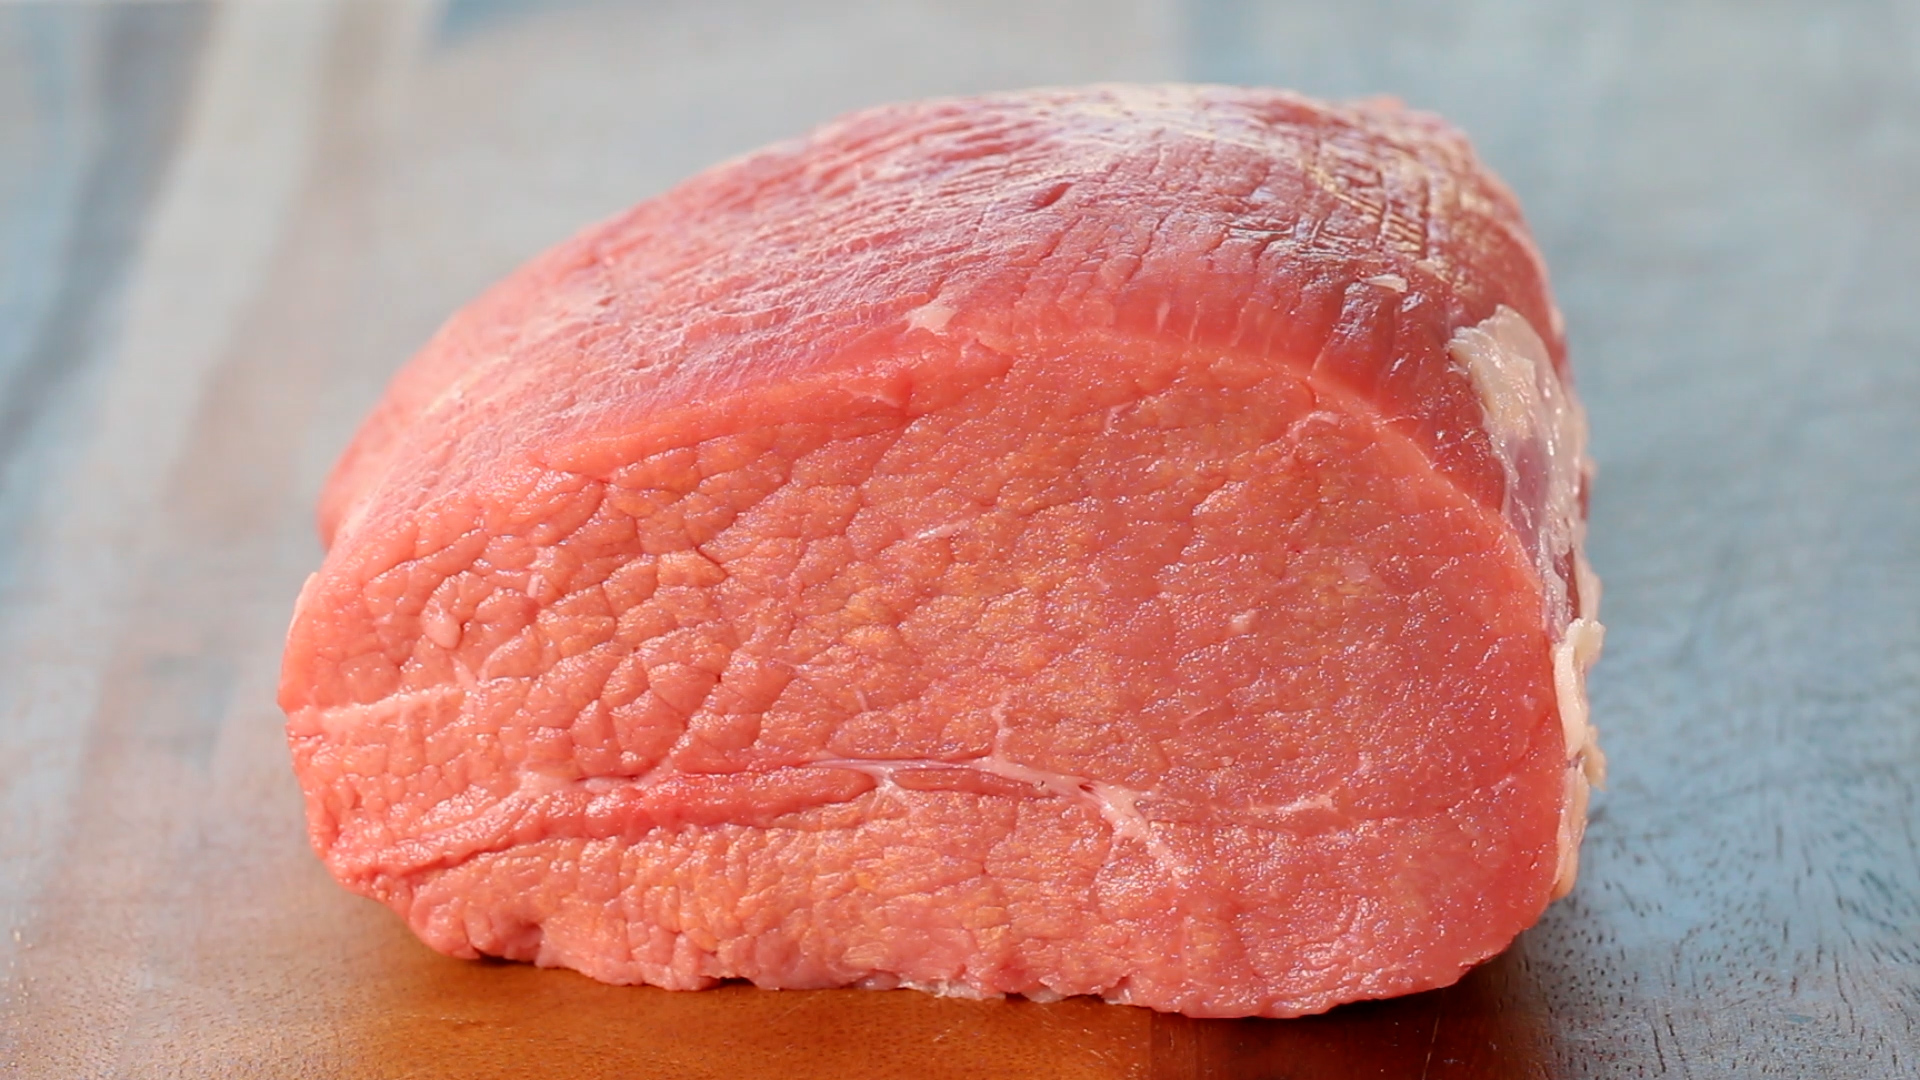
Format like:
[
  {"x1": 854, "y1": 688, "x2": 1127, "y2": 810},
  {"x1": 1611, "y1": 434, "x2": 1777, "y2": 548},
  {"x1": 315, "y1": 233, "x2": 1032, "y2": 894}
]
[{"x1": 282, "y1": 85, "x2": 1604, "y2": 1019}]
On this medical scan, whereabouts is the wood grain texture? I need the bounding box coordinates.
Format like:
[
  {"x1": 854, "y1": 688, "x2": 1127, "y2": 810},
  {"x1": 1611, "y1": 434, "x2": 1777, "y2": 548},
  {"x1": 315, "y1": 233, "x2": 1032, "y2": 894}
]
[{"x1": 0, "y1": 1, "x2": 1914, "y2": 1077}]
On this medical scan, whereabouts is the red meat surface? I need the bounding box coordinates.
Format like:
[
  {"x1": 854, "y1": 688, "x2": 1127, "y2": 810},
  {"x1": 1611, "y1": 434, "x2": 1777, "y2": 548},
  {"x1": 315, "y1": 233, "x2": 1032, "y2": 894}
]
[{"x1": 282, "y1": 84, "x2": 1604, "y2": 1018}]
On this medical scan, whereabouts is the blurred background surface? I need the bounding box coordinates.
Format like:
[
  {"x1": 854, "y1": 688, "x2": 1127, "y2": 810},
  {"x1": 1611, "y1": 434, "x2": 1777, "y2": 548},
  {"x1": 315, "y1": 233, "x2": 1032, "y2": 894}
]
[{"x1": 0, "y1": 2, "x2": 1915, "y2": 1076}]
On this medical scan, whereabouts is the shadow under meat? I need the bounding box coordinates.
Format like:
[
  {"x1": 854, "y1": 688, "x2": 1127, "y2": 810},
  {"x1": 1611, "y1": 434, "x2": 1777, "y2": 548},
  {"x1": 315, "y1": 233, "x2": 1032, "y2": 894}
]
[
  {"x1": 1150, "y1": 946, "x2": 1557, "y2": 1080},
  {"x1": 334, "y1": 922, "x2": 1556, "y2": 1080},
  {"x1": 340, "y1": 924, "x2": 1154, "y2": 1080}
]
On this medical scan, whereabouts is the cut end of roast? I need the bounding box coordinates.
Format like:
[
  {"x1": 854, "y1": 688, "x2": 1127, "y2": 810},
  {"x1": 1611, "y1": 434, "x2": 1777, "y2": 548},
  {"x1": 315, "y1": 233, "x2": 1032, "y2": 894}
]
[{"x1": 281, "y1": 84, "x2": 1600, "y2": 1018}]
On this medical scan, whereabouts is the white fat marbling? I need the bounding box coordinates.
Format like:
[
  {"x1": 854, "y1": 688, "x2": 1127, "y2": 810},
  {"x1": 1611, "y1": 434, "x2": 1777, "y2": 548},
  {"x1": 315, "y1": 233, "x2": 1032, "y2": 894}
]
[{"x1": 1449, "y1": 305, "x2": 1605, "y2": 900}]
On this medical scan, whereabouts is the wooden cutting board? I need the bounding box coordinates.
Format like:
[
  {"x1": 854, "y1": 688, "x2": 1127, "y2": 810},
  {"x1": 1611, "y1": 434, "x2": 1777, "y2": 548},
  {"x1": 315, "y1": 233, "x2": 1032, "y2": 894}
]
[{"x1": 1, "y1": 1, "x2": 1913, "y2": 1076}]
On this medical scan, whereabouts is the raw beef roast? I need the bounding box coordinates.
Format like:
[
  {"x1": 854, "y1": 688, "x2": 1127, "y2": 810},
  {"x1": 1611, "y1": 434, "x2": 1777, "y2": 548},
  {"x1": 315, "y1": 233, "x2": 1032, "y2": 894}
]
[{"x1": 282, "y1": 85, "x2": 1604, "y2": 1018}]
